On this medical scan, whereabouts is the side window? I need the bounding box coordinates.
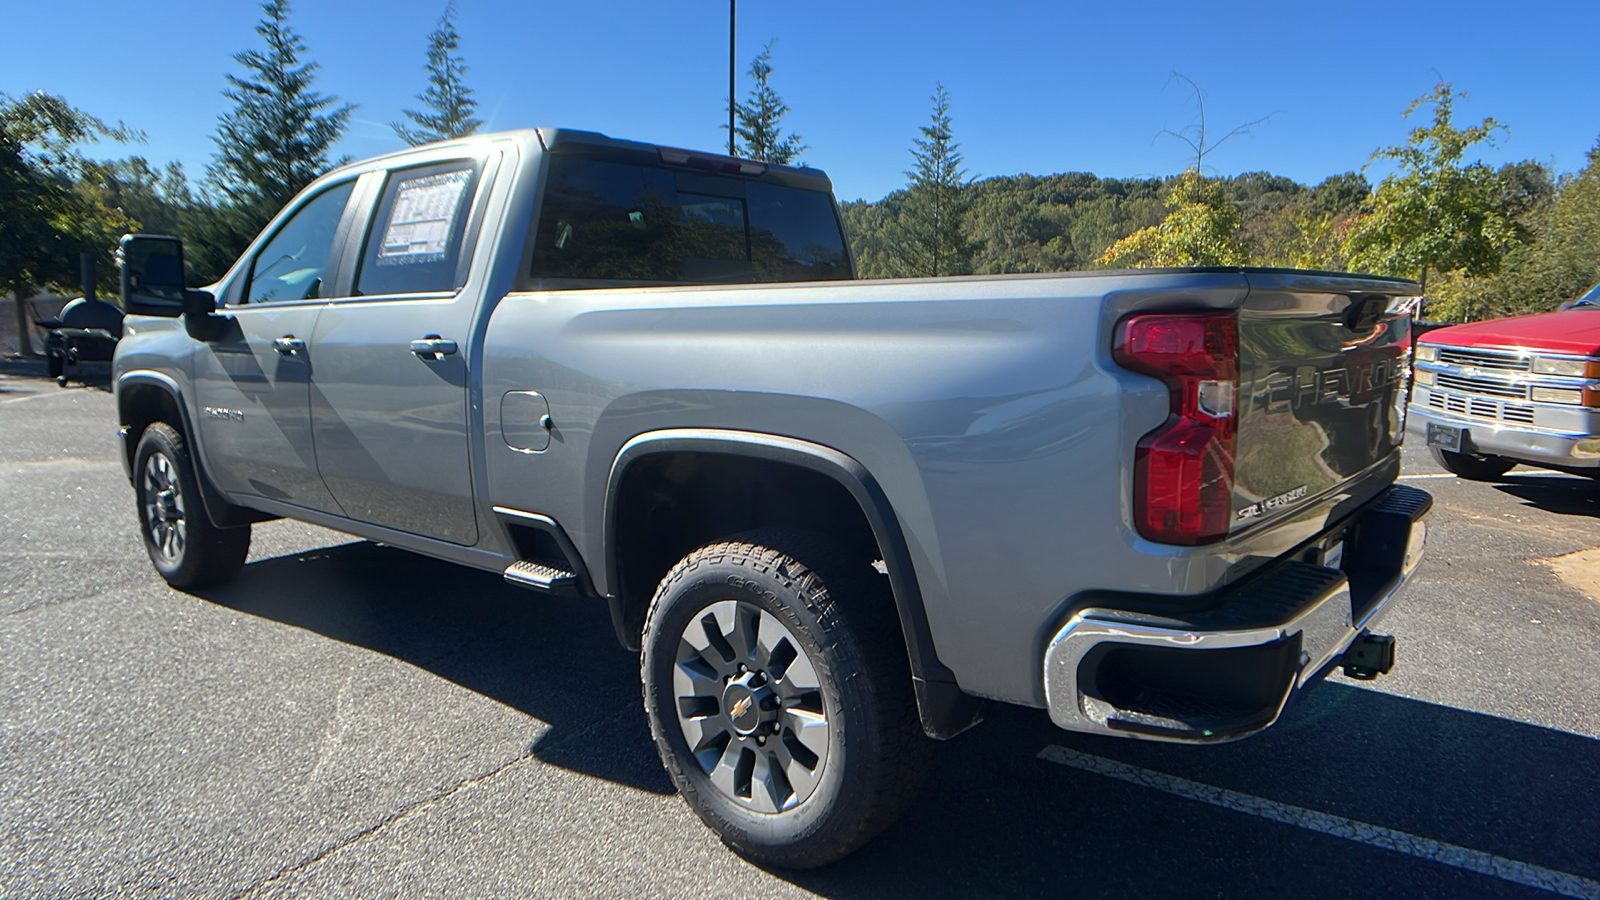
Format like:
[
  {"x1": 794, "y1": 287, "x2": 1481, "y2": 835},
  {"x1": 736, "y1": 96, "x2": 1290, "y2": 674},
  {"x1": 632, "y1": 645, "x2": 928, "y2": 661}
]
[
  {"x1": 355, "y1": 160, "x2": 481, "y2": 297},
  {"x1": 245, "y1": 181, "x2": 356, "y2": 304}
]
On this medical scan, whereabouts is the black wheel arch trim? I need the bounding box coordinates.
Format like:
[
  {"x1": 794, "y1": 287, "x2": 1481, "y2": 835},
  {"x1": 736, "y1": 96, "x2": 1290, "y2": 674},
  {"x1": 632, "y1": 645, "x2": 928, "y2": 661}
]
[
  {"x1": 116, "y1": 371, "x2": 269, "y2": 529},
  {"x1": 602, "y1": 428, "x2": 984, "y2": 739}
]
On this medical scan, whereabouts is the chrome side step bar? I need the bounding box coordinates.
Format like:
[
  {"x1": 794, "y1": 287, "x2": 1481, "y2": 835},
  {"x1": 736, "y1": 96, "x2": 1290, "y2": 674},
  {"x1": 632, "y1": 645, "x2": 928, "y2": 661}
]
[{"x1": 504, "y1": 558, "x2": 578, "y2": 591}]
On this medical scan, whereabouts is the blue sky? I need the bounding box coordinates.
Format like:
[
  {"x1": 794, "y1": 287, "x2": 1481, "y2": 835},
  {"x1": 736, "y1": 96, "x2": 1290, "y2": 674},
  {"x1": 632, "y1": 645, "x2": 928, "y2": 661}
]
[{"x1": 4, "y1": 0, "x2": 1598, "y2": 202}]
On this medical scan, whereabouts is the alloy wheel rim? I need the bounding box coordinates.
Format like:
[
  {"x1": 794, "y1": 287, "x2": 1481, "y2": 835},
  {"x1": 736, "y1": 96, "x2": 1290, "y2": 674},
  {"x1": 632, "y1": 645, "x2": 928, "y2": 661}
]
[
  {"x1": 142, "y1": 452, "x2": 186, "y2": 563},
  {"x1": 672, "y1": 599, "x2": 831, "y2": 813}
]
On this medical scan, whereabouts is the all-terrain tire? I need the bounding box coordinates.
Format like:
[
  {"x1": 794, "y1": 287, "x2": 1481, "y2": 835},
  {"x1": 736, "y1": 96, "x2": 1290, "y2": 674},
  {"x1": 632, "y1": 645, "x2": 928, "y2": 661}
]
[
  {"x1": 1430, "y1": 446, "x2": 1516, "y2": 481},
  {"x1": 641, "y1": 529, "x2": 930, "y2": 868},
  {"x1": 133, "y1": 422, "x2": 251, "y2": 589}
]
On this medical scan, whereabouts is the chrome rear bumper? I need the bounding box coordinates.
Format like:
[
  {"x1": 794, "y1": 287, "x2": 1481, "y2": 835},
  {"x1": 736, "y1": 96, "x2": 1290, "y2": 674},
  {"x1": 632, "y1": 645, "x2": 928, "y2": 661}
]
[{"x1": 1042, "y1": 484, "x2": 1430, "y2": 743}]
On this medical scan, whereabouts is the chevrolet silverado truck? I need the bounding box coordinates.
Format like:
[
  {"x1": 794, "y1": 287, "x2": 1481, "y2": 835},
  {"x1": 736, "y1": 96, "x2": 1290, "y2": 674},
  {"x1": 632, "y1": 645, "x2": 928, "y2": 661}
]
[
  {"x1": 112, "y1": 128, "x2": 1430, "y2": 867},
  {"x1": 1411, "y1": 283, "x2": 1600, "y2": 480}
]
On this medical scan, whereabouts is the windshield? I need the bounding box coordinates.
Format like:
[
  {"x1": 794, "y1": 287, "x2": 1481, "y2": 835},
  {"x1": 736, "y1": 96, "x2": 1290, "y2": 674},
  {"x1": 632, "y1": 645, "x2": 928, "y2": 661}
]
[{"x1": 1572, "y1": 283, "x2": 1600, "y2": 308}]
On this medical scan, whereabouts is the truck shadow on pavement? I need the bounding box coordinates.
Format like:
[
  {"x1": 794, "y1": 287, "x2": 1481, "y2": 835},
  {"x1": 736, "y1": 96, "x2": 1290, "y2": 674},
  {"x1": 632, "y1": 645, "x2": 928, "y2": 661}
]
[
  {"x1": 196, "y1": 539, "x2": 676, "y2": 796},
  {"x1": 1491, "y1": 472, "x2": 1600, "y2": 519},
  {"x1": 200, "y1": 540, "x2": 1600, "y2": 898}
]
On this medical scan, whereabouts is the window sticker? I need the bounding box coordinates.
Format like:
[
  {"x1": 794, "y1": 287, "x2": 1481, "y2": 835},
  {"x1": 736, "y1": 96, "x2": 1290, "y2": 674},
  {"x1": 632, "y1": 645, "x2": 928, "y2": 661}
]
[{"x1": 376, "y1": 169, "x2": 472, "y2": 266}]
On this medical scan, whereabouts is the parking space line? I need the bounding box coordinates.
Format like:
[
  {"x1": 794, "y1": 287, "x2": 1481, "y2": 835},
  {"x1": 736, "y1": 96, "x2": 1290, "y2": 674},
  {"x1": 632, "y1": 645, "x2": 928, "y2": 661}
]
[
  {"x1": 1398, "y1": 473, "x2": 1460, "y2": 479},
  {"x1": 1, "y1": 391, "x2": 60, "y2": 404},
  {"x1": 1038, "y1": 745, "x2": 1599, "y2": 900}
]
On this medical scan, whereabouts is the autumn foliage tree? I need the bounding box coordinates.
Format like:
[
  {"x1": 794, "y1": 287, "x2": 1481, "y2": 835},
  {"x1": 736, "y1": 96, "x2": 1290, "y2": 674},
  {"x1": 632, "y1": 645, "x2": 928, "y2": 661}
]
[{"x1": 1100, "y1": 169, "x2": 1246, "y2": 267}]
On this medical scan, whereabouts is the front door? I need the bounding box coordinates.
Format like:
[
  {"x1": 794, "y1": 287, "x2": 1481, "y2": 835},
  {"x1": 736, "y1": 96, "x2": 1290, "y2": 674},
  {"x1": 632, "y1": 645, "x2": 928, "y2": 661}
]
[
  {"x1": 194, "y1": 180, "x2": 357, "y2": 514},
  {"x1": 309, "y1": 158, "x2": 489, "y2": 545}
]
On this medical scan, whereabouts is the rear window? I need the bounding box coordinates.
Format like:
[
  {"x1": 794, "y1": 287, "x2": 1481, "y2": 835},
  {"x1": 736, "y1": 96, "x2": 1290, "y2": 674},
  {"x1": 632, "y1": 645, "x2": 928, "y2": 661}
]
[{"x1": 530, "y1": 157, "x2": 851, "y2": 285}]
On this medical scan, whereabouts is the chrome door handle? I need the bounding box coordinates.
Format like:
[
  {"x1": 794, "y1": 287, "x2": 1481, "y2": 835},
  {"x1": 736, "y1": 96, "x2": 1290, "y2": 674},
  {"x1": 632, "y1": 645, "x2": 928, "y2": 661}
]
[
  {"x1": 273, "y1": 336, "x2": 306, "y2": 354},
  {"x1": 409, "y1": 335, "x2": 458, "y2": 358}
]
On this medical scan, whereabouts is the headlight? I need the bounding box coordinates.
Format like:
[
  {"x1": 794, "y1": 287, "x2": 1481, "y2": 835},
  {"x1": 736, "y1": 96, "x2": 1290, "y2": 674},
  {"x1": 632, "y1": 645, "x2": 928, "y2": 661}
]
[
  {"x1": 1415, "y1": 345, "x2": 1438, "y2": 362},
  {"x1": 1413, "y1": 369, "x2": 1435, "y2": 387},
  {"x1": 1532, "y1": 357, "x2": 1597, "y2": 377}
]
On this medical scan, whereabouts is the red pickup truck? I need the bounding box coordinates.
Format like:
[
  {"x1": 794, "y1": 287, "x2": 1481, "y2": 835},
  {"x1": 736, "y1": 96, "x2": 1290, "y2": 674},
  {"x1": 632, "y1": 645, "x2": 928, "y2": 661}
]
[{"x1": 1410, "y1": 283, "x2": 1600, "y2": 479}]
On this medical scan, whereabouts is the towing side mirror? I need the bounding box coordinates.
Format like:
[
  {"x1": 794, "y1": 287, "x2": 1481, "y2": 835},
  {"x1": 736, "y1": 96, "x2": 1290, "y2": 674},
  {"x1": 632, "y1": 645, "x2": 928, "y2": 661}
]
[
  {"x1": 118, "y1": 233, "x2": 223, "y2": 339},
  {"x1": 117, "y1": 234, "x2": 187, "y2": 317}
]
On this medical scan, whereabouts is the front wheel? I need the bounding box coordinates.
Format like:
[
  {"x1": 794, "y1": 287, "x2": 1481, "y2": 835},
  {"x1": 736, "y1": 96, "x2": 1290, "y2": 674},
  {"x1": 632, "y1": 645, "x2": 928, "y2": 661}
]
[
  {"x1": 1430, "y1": 446, "x2": 1516, "y2": 481},
  {"x1": 134, "y1": 422, "x2": 251, "y2": 589},
  {"x1": 641, "y1": 531, "x2": 929, "y2": 868}
]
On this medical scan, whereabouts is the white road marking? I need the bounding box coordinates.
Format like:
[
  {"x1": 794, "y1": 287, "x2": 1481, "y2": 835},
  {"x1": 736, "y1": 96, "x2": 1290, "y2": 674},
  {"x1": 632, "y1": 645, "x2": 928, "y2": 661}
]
[
  {"x1": 1398, "y1": 472, "x2": 1461, "y2": 480},
  {"x1": 0, "y1": 390, "x2": 66, "y2": 404},
  {"x1": 1038, "y1": 745, "x2": 1599, "y2": 899}
]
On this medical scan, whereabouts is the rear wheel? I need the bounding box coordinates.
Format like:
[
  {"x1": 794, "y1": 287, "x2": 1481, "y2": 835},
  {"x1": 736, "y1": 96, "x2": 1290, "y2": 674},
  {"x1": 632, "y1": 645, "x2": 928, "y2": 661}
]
[
  {"x1": 134, "y1": 422, "x2": 251, "y2": 589},
  {"x1": 641, "y1": 530, "x2": 929, "y2": 868},
  {"x1": 1430, "y1": 446, "x2": 1516, "y2": 481}
]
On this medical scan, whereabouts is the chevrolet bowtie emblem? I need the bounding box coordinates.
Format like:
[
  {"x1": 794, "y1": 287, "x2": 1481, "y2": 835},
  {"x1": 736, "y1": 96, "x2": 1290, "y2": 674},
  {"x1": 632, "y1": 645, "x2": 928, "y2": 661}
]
[{"x1": 730, "y1": 696, "x2": 753, "y2": 719}]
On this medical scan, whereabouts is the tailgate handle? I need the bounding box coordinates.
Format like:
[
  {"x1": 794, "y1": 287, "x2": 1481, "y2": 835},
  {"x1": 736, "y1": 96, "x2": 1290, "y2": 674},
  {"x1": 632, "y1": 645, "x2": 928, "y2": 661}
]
[{"x1": 410, "y1": 335, "x2": 458, "y2": 358}]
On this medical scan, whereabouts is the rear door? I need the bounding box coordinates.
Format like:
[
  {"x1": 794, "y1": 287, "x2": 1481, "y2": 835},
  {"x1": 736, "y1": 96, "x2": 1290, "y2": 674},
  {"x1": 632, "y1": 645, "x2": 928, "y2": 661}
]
[{"x1": 308, "y1": 152, "x2": 499, "y2": 545}]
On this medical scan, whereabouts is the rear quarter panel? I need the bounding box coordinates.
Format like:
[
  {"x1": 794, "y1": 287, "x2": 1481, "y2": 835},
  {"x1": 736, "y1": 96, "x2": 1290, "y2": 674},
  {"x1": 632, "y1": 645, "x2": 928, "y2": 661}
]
[{"x1": 481, "y1": 271, "x2": 1271, "y2": 706}]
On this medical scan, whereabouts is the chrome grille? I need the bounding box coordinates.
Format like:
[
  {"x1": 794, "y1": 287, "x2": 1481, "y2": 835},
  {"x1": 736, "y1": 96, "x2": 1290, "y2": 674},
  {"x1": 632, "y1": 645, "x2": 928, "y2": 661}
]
[
  {"x1": 1426, "y1": 390, "x2": 1537, "y2": 425},
  {"x1": 1436, "y1": 347, "x2": 1531, "y2": 372},
  {"x1": 1435, "y1": 372, "x2": 1528, "y2": 400}
]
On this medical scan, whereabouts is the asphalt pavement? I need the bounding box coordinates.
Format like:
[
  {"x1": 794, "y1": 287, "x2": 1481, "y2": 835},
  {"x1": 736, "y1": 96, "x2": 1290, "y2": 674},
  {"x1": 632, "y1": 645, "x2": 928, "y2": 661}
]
[{"x1": 2, "y1": 360, "x2": 1597, "y2": 899}]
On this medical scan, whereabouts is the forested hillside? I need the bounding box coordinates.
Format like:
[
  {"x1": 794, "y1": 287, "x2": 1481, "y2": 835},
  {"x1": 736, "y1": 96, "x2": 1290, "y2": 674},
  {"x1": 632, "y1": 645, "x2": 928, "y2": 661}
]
[{"x1": 842, "y1": 155, "x2": 1593, "y2": 323}]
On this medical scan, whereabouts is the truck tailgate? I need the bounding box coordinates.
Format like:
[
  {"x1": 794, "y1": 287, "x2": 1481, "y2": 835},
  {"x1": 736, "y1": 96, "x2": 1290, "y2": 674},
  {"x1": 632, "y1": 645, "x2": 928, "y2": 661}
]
[{"x1": 1233, "y1": 272, "x2": 1418, "y2": 534}]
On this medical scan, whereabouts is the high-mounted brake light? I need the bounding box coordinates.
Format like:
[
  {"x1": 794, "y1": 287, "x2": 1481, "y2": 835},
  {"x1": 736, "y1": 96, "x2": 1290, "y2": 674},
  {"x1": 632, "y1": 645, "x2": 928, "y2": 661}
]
[
  {"x1": 1113, "y1": 312, "x2": 1239, "y2": 545},
  {"x1": 657, "y1": 147, "x2": 769, "y2": 177}
]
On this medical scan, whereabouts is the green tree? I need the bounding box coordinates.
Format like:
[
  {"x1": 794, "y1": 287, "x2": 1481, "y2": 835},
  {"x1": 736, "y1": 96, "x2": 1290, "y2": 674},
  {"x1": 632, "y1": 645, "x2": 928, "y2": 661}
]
[
  {"x1": 730, "y1": 41, "x2": 805, "y2": 164},
  {"x1": 94, "y1": 157, "x2": 192, "y2": 238},
  {"x1": 1443, "y1": 143, "x2": 1600, "y2": 321},
  {"x1": 0, "y1": 92, "x2": 138, "y2": 355},
  {"x1": 393, "y1": 2, "x2": 482, "y2": 147},
  {"x1": 1343, "y1": 82, "x2": 1522, "y2": 296},
  {"x1": 888, "y1": 83, "x2": 976, "y2": 277},
  {"x1": 1101, "y1": 169, "x2": 1246, "y2": 267},
  {"x1": 1251, "y1": 173, "x2": 1369, "y2": 270},
  {"x1": 209, "y1": 0, "x2": 354, "y2": 219}
]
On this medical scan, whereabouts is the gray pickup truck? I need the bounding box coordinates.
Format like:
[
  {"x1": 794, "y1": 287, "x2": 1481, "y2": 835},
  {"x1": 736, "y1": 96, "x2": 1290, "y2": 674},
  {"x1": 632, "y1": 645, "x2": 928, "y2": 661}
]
[{"x1": 113, "y1": 128, "x2": 1430, "y2": 867}]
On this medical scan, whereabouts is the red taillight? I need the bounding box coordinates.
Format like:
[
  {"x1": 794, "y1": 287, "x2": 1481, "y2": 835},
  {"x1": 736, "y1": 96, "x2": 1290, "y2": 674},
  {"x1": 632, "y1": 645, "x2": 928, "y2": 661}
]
[{"x1": 1113, "y1": 312, "x2": 1239, "y2": 545}]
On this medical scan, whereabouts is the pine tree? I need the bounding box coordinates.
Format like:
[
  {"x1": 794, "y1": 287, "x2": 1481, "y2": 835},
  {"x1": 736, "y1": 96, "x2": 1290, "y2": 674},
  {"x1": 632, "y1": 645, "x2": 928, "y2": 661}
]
[
  {"x1": 889, "y1": 83, "x2": 975, "y2": 277},
  {"x1": 731, "y1": 41, "x2": 806, "y2": 164},
  {"x1": 208, "y1": 0, "x2": 354, "y2": 217},
  {"x1": 394, "y1": 2, "x2": 482, "y2": 147}
]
